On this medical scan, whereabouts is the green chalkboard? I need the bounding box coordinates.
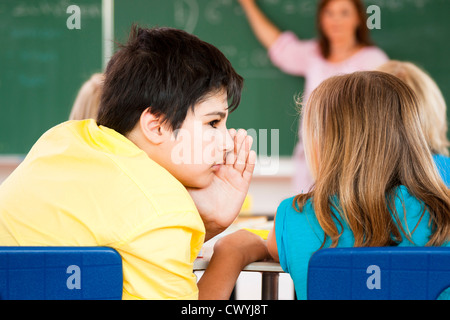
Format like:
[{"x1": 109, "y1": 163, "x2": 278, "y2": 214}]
[
  {"x1": 114, "y1": 0, "x2": 450, "y2": 157},
  {"x1": 0, "y1": 0, "x2": 102, "y2": 154},
  {"x1": 1, "y1": 0, "x2": 449, "y2": 156}
]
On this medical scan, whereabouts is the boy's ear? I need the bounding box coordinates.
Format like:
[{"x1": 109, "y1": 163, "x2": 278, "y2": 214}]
[{"x1": 139, "y1": 107, "x2": 169, "y2": 145}]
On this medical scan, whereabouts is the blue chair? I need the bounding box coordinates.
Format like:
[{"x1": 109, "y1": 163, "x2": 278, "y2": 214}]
[
  {"x1": 0, "y1": 246, "x2": 123, "y2": 300},
  {"x1": 307, "y1": 247, "x2": 450, "y2": 300}
]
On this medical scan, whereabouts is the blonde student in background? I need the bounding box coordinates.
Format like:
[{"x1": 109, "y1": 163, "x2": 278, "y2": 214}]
[
  {"x1": 377, "y1": 60, "x2": 450, "y2": 187},
  {"x1": 206, "y1": 71, "x2": 450, "y2": 300},
  {"x1": 238, "y1": 0, "x2": 388, "y2": 194},
  {"x1": 69, "y1": 73, "x2": 104, "y2": 120},
  {"x1": 0, "y1": 26, "x2": 257, "y2": 300}
]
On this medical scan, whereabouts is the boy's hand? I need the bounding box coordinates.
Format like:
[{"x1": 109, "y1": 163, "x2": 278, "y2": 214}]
[
  {"x1": 198, "y1": 229, "x2": 269, "y2": 300},
  {"x1": 188, "y1": 129, "x2": 256, "y2": 241},
  {"x1": 213, "y1": 229, "x2": 269, "y2": 265}
]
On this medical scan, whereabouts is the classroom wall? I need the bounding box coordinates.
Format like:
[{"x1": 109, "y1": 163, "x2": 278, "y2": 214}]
[{"x1": 1, "y1": 0, "x2": 449, "y2": 212}]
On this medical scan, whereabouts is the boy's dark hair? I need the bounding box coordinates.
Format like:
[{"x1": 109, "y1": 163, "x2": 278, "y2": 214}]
[{"x1": 97, "y1": 25, "x2": 244, "y2": 134}]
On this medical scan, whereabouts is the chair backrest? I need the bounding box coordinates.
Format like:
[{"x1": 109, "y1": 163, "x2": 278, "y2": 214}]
[
  {"x1": 307, "y1": 247, "x2": 450, "y2": 300},
  {"x1": 0, "y1": 246, "x2": 123, "y2": 300}
]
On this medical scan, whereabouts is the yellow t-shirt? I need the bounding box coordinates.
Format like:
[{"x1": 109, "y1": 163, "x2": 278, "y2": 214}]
[{"x1": 0, "y1": 119, "x2": 205, "y2": 299}]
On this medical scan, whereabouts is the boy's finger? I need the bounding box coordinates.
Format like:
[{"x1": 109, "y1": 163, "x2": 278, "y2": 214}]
[
  {"x1": 235, "y1": 129, "x2": 247, "y2": 154},
  {"x1": 226, "y1": 129, "x2": 246, "y2": 165},
  {"x1": 235, "y1": 135, "x2": 252, "y2": 173},
  {"x1": 224, "y1": 129, "x2": 237, "y2": 164},
  {"x1": 242, "y1": 149, "x2": 256, "y2": 182},
  {"x1": 228, "y1": 128, "x2": 237, "y2": 141}
]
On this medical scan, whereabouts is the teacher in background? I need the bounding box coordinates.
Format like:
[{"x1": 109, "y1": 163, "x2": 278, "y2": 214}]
[{"x1": 239, "y1": 0, "x2": 388, "y2": 194}]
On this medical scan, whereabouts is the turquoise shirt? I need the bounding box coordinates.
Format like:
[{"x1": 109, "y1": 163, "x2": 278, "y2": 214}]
[
  {"x1": 433, "y1": 154, "x2": 450, "y2": 187},
  {"x1": 275, "y1": 186, "x2": 449, "y2": 300}
]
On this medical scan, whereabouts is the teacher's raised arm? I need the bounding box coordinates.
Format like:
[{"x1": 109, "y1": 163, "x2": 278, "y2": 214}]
[{"x1": 238, "y1": 0, "x2": 281, "y2": 49}]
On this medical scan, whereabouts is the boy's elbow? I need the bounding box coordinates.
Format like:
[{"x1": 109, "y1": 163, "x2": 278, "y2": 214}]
[
  {"x1": 266, "y1": 229, "x2": 279, "y2": 262},
  {"x1": 268, "y1": 244, "x2": 279, "y2": 262}
]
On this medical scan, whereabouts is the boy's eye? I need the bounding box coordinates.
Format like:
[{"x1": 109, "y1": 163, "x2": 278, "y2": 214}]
[{"x1": 208, "y1": 120, "x2": 220, "y2": 128}]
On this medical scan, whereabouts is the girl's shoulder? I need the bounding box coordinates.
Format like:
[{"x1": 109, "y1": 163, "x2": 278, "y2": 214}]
[
  {"x1": 433, "y1": 153, "x2": 450, "y2": 166},
  {"x1": 276, "y1": 196, "x2": 319, "y2": 234},
  {"x1": 277, "y1": 195, "x2": 314, "y2": 215},
  {"x1": 277, "y1": 186, "x2": 424, "y2": 223},
  {"x1": 432, "y1": 154, "x2": 450, "y2": 187}
]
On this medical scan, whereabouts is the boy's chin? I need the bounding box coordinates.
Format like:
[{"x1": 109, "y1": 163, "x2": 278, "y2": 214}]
[{"x1": 182, "y1": 174, "x2": 214, "y2": 189}]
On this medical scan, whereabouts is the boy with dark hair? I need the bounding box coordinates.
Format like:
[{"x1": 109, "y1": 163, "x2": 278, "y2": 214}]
[{"x1": 0, "y1": 26, "x2": 256, "y2": 299}]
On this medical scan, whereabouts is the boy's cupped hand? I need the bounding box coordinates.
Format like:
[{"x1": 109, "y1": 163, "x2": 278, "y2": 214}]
[{"x1": 188, "y1": 128, "x2": 256, "y2": 241}]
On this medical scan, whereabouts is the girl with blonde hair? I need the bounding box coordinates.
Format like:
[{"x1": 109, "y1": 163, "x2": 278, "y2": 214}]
[
  {"x1": 69, "y1": 73, "x2": 104, "y2": 120},
  {"x1": 270, "y1": 71, "x2": 450, "y2": 298},
  {"x1": 377, "y1": 60, "x2": 450, "y2": 186},
  {"x1": 205, "y1": 71, "x2": 450, "y2": 300}
]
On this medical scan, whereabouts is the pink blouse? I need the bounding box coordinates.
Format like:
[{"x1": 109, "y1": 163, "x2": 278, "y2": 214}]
[{"x1": 268, "y1": 31, "x2": 389, "y2": 194}]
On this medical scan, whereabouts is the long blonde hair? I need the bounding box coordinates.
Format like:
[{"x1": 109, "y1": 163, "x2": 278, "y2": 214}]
[
  {"x1": 296, "y1": 71, "x2": 450, "y2": 248},
  {"x1": 377, "y1": 61, "x2": 449, "y2": 156},
  {"x1": 69, "y1": 73, "x2": 104, "y2": 120}
]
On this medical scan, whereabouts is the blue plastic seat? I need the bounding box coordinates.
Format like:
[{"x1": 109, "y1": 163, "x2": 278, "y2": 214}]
[
  {"x1": 307, "y1": 247, "x2": 450, "y2": 300},
  {"x1": 0, "y1": 246, "x2": 123, "y2": 300}
]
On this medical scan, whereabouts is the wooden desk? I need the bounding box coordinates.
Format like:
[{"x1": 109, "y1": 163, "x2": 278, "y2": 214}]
[{"x1": 194, "y1": 258, "x2": 284, "y2": 300}]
